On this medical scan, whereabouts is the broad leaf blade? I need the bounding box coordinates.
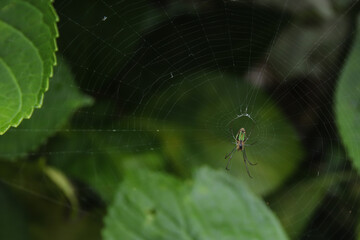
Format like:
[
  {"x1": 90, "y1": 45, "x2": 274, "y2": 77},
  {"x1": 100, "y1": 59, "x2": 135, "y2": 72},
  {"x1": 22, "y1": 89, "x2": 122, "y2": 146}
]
[
  {"x1": 0, "y1": 0, "x2": 58, "y2": 134},
  {"x1": 0, "y1": 57, "x2": 93, "y2": 160},
  {"x1": 102, "y1": 167, "x2": 288, "y2": 240},
  {"x1": 0, "y1": 20, "x2": 43, "y2": 130},
  {"x1": 186, "y1": 168, "x2": 289, "y2": 240}
]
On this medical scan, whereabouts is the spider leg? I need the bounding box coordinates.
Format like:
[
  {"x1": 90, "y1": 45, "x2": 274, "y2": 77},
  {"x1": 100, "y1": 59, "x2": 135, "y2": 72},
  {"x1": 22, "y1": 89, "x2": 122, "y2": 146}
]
[
  {"x1": 225, "y1": 146, "x2": 236, "y2": 160},
  {"x1": 225, "y1": 146, "x2": 237, "y2": 170},
  {"x1": 242, "y1": 150, "x2": 253, "y2": 178},
  {"x1": 244, "y1": 148, "x2": 257, "y2": 166},
  {"x1": 247, "y1": 159, "x2": 258, "y2": 166},
  {"x1": 226, "y1": 153, "x2": 234, "y2": 171},
  {"x1": 245, "y1": 141, "x2": 257, "y2": 146},
  {"x1": 231, "y1": 128, "x2": 237, "y2": 142},
  {"x1": 244, "y1": 137, "x2": 257, "y2": 147}
]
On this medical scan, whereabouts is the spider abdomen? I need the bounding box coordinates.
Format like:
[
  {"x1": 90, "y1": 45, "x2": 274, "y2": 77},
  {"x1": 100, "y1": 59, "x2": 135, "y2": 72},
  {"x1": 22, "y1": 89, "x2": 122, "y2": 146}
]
[{"x1": 237, "y1": 140, "x2": 244, "y2": 151}]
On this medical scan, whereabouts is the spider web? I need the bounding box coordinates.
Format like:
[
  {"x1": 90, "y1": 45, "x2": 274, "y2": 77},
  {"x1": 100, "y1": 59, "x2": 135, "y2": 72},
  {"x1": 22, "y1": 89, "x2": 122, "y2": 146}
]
[{"x1": 1, "y1": 0, "x2": 359, "y2": 239}]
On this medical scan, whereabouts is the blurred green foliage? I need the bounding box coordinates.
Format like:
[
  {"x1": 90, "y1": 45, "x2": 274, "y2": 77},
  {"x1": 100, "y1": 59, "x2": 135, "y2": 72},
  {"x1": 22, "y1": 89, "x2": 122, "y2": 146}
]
[
  {"x1": 336, "y1": 16, "x2": 360, "y2": 175},
  {"x1": 48, "y1": 132, "x2": 122, "y2": 203},
  {"x1": 271, "y1": 174, "x2": 347, "y2": 239},
  {"x1": 0, "y1": 185, "x2": 28, "y2": 240},
  {"x1": 0, "y1": 0, "x2": 360, "y2": 239}
]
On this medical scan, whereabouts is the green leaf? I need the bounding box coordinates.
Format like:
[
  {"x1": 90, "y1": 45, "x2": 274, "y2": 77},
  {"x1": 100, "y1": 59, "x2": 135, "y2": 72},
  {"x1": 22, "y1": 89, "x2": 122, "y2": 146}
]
[
  {"x1": 0, "y1": 0, "x2": 58, "y2": 134},
  {"x1": 23, "y1": 0, "x2": 59, "y2": 40},
  {"x1": 102, "y1": 167, "x2": 289, "y2": 240},
  {"x1": 0, "y1": 59, "x2": 21, "y2": 131},
  {"x1": 335, "y1": 17, "x2": 360, "y2": 174},
  {"x1": 0, "y1": 57, "x2": 93, "y2": 160},
  {"x1": 0, "y1": 184, "x2": 29, "y2": 240}
]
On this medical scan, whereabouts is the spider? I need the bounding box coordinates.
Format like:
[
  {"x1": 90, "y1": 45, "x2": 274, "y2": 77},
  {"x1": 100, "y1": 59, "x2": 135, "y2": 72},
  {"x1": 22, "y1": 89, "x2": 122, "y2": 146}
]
[{"x1": 224, "y1": 127, "x2": 257, "y2": 178}]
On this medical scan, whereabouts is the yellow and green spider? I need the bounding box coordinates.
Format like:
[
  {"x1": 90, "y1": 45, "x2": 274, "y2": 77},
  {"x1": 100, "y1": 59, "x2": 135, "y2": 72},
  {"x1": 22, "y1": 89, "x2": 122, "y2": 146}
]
[{"x1": 225, "y1": 127, "x2": 257, "y2": 178}]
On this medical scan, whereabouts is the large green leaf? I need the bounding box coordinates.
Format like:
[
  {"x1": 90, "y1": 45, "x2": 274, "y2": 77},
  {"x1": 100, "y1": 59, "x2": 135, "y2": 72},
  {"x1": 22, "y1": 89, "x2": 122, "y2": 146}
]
[
  {"x1": 102, "y1": 167, "x2": 288, "y2": 240},
  {"x1": 24, "y1": 0, "x2": 59, "y2": 39},
  {"x1": 335, "y1": 17, "x2": 360, "y2": 174},
  {"x1": 0, "y1": 57, "x2": 93, "y2": 160},
  {"x1": 0, "y1": 0, "x2": 58, "y2": 134}
]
